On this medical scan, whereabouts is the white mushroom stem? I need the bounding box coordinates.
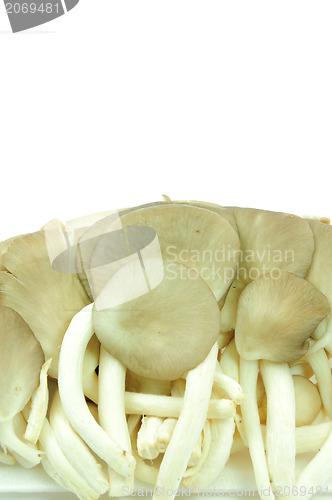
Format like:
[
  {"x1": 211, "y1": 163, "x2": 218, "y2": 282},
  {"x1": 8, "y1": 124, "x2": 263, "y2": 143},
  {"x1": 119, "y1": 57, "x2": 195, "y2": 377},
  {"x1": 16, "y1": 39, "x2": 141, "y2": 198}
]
[
  {"x1": 137, "y1": 416, "x2": 163, "y2": 460},
  {"x1": 170, "y1": 377, "x2": 204, "y2": 468},
  {"x1": 289, "y1": 422, "x2": 332, "y2": 454},
  {"x1": 41, "y1": 456, "x2": 76, "y2": 495},
  {"x1": 24, "y1": 358, "x2": 52, "y2": 444},
  {"x1": 183, "y1": 421, "x2": 210, "y2": 476},
  {"x1": 260, "y1": 360, "x2": 296, "y2": 490},
  {"x1": 156, "y1": 417, "x2": 204, "y2": 469},
  {"x1": 135, "y1": 375, "x2": 170, "y2": 461},
  {"x1": 184, "y1": 416, "x2": 235, "y2": 488},
  {"x1": 98, "y1": 346, "x2": 134, "y2": 496},
  {"x1": 80, "y1": 335, "x2": 100, "y2": 405},
  {"x1": 152, "y1": 342, "x2": 218, "y2": 500},
  {"x1": 125, "y1": 393, "x2": 235, "y2": 419},
  {"x1": 295, "y1": 429, "x2": 332, "y2": 500},
  {"x1": 49, "y1": 390, "x2": 108, "y2": 497},
  {"x1": 38, "y1": 417, "x2": 100, "y2": 500},
  {"x1": 0, "y1": 450, "x2": 15, "y2": 465},
  {"x1": 83, "y1": 371, "x2": 99, "y2": 404},
  {"x1": 306, "y1": 348, "x2": 332, "y2": 419},
  {"x1": 156, "y1": 418, "x2": 177, "y2": 453},
  {"x1": 185, "y1": 361, "x2": 236, "y2": 484},
  {"x1": 260, "y1": 361, "x2": 296, "y2": 489},
  {"x1": 0, "y1": 416, "x2": 41, "y2": 468},
  {"x1": 58, "y1": 303, "x2": 135, "y2": 477},
  {"x1": 237, "y1": 422, "x2": 332, "y2": 455},
  {"x1": 213, "y1": 370, "x2": 245, "y2": 404},
  {"x1": 128, "y1": 414, "x2": 159, "y2": 486},
  {"x1": 219, "y1": 338, "x2": 240, "y2": 382},
  {"x1": 239, "y1": 357, "x2": 274, "y2": 500},
  {"x1": 80, "y1": 385, "x2": 235, "y2": 419},
  {"x1": 186, "y1": 429, "x2": 203, "y2": 468}
]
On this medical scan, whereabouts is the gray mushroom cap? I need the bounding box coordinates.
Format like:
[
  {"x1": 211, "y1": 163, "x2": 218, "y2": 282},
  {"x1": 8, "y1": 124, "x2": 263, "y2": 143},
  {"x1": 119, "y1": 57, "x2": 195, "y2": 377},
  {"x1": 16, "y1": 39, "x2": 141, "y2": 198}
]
[
  {"x1": 235, "y1": 271, "x2": 330, "y2": 363},
  {"x1": 0, "y1": 232, "x2": 90, "y2": 378},
  {"x1": 220, "y1": 208, "x2": 315, "y2": 333},
  {"x1": 0, "y1": 305, "x2": 44, "y2": 421},
  {"x1": 92, "y1": 260, "x2": 220, "y2": 380},
  {"x1": 305, "y1": 219, "x2": 332, "y2": 334}
]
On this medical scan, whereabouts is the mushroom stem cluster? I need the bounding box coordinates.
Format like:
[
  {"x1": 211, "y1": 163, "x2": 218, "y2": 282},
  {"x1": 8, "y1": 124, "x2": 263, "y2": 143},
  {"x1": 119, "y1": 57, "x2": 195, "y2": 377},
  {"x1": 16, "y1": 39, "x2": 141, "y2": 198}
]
[{"x1": 1, "y1": 200, "x2": 332, "y2": 500}]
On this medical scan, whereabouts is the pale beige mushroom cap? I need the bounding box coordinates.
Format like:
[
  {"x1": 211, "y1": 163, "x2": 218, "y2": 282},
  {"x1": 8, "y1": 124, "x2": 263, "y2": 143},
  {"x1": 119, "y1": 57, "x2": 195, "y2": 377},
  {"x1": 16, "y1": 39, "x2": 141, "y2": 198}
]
[
  {"x1": 173, "y1": 200, "x2": 238, "y2": 233},
  {"x1": 220, "y1": 208, "x2": 315, "y2": 333},
  {"x1": 77, "y1": 201, "x2": 239, "y2": 304},
  {"x1": 235, "y1": 271, "x2": 329, "y2": 363},
  {"x1": 116, "y1": 204, "x2": 240, "y2": 302},
  {"x1": 92, "y1": 260, "x2": 220, "y2": 380},
  {"x1": 0, "y1": 305, "x2": 44, "y2": 421},
  {"x1": 0, "y1": 232, "x2": 90, "y2": 378},
  {"x1": 305, "y1": 219, "x2": 332, "y2": 331}
]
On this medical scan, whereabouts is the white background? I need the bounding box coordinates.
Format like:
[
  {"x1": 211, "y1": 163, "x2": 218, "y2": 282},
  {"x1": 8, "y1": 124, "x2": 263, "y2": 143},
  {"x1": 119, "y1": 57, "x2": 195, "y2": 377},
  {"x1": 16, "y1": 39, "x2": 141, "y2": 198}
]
[
  {"x1": 0, "y1": 1, "x2": 331, "y2": 241},
  {"x1": 0, "y1": 3, "x2": 331, "y2": 498}
]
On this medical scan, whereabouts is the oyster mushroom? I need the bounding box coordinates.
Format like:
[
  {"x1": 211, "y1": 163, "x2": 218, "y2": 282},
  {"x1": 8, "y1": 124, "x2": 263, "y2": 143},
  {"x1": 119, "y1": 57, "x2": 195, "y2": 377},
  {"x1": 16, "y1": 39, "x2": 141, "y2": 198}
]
[
  {"x1": 180, "y1": 200, "x2": 238, "y2": 233},
  {"x1": 0, "y1": 231, "x2": 91, "y2": 379},
  {"x1": 92, "y1": 259, "x2": 221, "y2": 380},
  {"x1": 306, "y1": 219, "x2": 332, "y2": 339},
  {"x1": 0, "y1": 305, "x2": 44, "y2": 467},
  {"x1": 86, "y1": 203, "x2": 240, "y2": 303},
  {"x1": 235, "y1": 271, "x2": 329, "y2": 494},
  {"x1": 220, "y1": 207, "x2": 315, "y2": 333},
  {"x1": 304, "y1": 220, "x2": 332, "y2": 417},
  {"x1": 235, "y1": 271, "x2": 329, "y2": 363}
]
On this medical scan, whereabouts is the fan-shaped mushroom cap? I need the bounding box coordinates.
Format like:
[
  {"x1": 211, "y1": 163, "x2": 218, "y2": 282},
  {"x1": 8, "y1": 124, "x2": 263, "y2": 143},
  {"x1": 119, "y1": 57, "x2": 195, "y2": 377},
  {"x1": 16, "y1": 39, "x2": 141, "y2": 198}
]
[
  {"x1": 173, "y1": 200, "x2": 238, "y2": 233},
  {"x1": 119, "y1": 199, "x2": 238, "y2": 234},
  {"x1": 0, "y1": 236, "x2": 20, "y2": 264},
  {"x1": 305, "y1": 219, "x2": 332, "y2": 332},
  {"x1": 220, "y1": 208, "x2": 315, "y2": 332},
  {"x1": 111, "y1": 204, "x2": 240, "y2": 302},
  {"x1": 0, "y1": 232, "x2": 90, "y2": 378},
  {"x1": 0, "y1": 305, "x2": 44, "y2": 421},
  {"x1": 92, "y1": 259, "x2": 220, "y2": 380},
  {"x1": 235, "y1": 271, "x2": 329, "y2": 363},
  {"x1": 76, "y1": 201, "x2": 239, "y2": 304}
]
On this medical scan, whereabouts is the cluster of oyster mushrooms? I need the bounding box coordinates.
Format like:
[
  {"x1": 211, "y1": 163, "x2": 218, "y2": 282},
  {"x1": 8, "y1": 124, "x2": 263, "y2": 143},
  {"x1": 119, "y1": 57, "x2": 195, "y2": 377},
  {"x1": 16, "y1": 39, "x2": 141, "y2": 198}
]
[{"x1": 0, "y1": 199, "x2": 332, "y2": 500}]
